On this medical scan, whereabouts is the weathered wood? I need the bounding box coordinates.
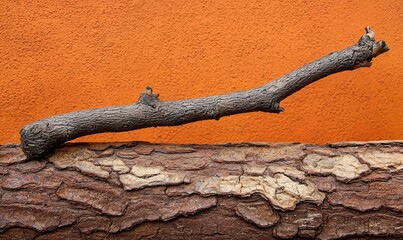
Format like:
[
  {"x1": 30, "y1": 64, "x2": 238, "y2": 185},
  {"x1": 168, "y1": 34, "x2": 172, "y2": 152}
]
[
  {"x1": 20, "y1": 27, "x2": 389, "y2": 159},
  {"x1": 1, "y1": 141, "x2": 402, "y2": 239}
]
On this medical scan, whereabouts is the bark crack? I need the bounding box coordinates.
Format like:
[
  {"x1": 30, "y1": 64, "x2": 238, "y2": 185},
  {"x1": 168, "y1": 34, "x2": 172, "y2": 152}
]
[{"x1": 1, "y1": 141, "x2": 402, "y2": 239}]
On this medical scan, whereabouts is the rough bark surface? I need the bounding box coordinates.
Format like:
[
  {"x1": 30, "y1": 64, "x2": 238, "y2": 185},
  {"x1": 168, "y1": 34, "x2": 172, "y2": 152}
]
[
  {"x1": 1, "y1": 141, "x2": 402, "y2": 240},
  {"x1": 20, "y1": 27, "x2": 389, "y2": 159}
]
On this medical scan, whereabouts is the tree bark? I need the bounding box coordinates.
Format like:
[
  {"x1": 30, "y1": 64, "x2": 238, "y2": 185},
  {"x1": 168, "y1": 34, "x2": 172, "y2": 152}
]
[
  {"x1": 20, "y1": 27, "x2": 389, "y2": 159},
  {"x1": 1, "y1": 141, "x2": 402, "y2": 240}
]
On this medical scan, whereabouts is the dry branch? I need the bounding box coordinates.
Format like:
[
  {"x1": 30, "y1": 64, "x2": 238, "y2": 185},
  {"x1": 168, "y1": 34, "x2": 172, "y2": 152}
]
[
  {"x1": 20, "y1": 27, "x2": 389, "y2": 159},
  {"x1": 0, "y1": 141, "x2": 402, "y2": 239}
]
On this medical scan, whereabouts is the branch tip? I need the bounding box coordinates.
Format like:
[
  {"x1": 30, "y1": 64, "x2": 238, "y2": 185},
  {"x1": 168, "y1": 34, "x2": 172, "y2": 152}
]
[
  {"x1": 365, "y1": 26, "x2": 375, "y2": 40},
  {"x1": 372, "y1": 40, "x2": 390, "y2": 57},
  {"x1": 356, "y1": 26, "x2": 389, "y2": 67}
]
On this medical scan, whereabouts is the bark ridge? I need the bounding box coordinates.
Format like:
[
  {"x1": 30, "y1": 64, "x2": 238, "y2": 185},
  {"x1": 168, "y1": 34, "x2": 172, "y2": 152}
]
[{"x1": 1, "y1": 141, "x2": 402, "y2": 239}]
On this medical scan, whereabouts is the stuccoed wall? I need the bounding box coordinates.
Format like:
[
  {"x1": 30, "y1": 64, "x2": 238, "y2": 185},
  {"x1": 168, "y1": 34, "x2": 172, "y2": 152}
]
[{"x1": 0, "y1": 0, "x2": 402, "y2": 144}]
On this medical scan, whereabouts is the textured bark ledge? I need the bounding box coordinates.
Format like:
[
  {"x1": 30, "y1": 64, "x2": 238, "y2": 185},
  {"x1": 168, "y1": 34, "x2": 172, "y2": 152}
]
[
  {"x1": 1, "y1": 141, "x2": 402, "y2": 240},
  {"x1": 20, "y1": 27, "x2": 389, "y2": 159}
]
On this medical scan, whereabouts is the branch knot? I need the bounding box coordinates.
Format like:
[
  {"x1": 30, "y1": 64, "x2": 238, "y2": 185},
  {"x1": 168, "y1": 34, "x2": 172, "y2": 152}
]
[
  {"x1": 136, "y1": 86, "x2": 161, "y2": 108},
  {"x1": 260, "y1": 102, "x2": 284, "y2": 114}
]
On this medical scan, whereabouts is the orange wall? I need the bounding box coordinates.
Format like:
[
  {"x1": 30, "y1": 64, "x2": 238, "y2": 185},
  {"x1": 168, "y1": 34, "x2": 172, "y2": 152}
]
[{"x1": 0, "y1": 0, "x2": 402, "y2": 145}]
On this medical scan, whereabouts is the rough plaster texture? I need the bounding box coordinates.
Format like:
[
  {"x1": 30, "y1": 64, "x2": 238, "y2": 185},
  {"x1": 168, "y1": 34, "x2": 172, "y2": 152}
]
[{"x1": 0, "y1": 0, "x2": 402, "y2": 144}]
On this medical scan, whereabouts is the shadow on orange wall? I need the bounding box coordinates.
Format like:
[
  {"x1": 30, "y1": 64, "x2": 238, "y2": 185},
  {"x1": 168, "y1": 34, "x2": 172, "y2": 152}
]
[{"x1": 0, "y1": 0, "x2": 402, "y2": 144}]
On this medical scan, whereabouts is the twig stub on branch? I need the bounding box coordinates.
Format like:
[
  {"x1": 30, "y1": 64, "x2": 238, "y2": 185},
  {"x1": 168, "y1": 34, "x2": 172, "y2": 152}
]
[
  {"x1": 20, "y1": 27, "x2": 389, "y2": 159},
  {"x1": 137, "y1": 86, "x2": 161, "y2": 108}
]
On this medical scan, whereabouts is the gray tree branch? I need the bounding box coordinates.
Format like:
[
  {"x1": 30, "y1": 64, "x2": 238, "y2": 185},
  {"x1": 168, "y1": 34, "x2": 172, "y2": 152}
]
[{"x1": 20, "y1": 27, "x2": 389, "y2": 159}]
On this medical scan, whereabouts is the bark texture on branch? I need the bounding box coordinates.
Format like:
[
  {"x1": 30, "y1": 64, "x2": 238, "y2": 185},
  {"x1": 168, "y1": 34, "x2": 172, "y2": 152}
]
[
  {"x1": 20, "y1": 27, "x2": 389, "y2": 159},
  {"x1": 1, "y1": 141, "x2": 402, "y2": 240}
]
